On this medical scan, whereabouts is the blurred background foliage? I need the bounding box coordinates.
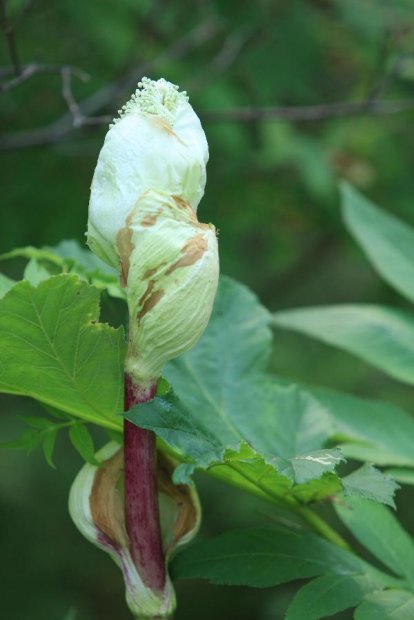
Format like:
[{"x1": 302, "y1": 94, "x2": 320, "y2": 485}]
[{"x1": 2, "y1": 0, "x2": 414, "y2": 618}]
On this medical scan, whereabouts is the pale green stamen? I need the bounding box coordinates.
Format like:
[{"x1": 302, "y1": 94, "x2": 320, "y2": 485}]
[{"x1": 111, "y1": 77, "x2": 189, "y2": 127}]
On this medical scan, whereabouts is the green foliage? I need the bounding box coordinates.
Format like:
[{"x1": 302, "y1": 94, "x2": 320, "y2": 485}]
[
  {"x1": 3, "y1": 1, "x2": 414, "y2": 618},
  {"x1": 342, "y1": 464, "x2": 399, "y2": 508},
  {"x1": 355, "y1": 590, "x2": 414, "y2": 620},
  {"x1": 0, "y1": 275, "x2": 125, "y2": 430},
  {"x1": 308, "y1": 387, "x2": 414, "y2": 468},
  {"x1": 273, "y1": 186, "x2": 414, "y2": 386},
  {"x1": 3, "y1": 410, "x2": 98, "y2": 466},
  {"x1": 127, "y1": 277, "x2": 399, "y2": 508},
  {"x1": 0, "y1": 241, "x2": 124, "y2": 299},
  {"x1": 171, "y1": 527, "x2": 370, "y2": 587},
  {"x1": 273, "y1": 304, "x2": 414, "y2": 385},
  {"x1": 342, "y1": 182, "x2": 414, "y2": 303},
  {"x1": 68, "y1": 423, "x2": 98, "y2": 465},
  {"x1": 173, "y1": 497, "x2": 414, "y2": 618},
  {"x1": 335, "y1": 496, "x2": 414, "y2": 585}
]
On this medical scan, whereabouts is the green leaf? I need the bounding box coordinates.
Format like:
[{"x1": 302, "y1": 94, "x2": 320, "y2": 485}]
[
  {"x1": 286, "y1": 573, "x2": 379, "y2": 620},
  {"x1": 0, "y1": 273, "x2": 15, "y2": 298},
  {"x1": 385, "y1": 468, "x2": 414, "y2": 486},
  {"x1": 42, "y1": 429, "x2": 57, "y2": 468},
  {"x1": 335, "y1": 496, "x2": 414, "y2": 584},
  {"x1": 273, "y1": 304, "x2": 414, "y2": 385},
  {"x1": 0, "y1": 275, "x2": 125, "y2": 430},
  {"x1": 342, "y1": 464, "x2": 399, "y2": 508},
  {"x1": 23, "y1": 259, "x2": 52, "y2": 286},
  {"x1": 126, "y1": 386, "x2": 345, "y2": 505},
  {"x1": 2, "y1": 428, "x2": 43, "y2": 451},
  {"x1": 50, "y1": 240, "x2": 124, "y2": 299},
  {"x1": 1, "y1": 241, "x2": 124, "y2": 299},
  {"x1": 341, "y1": 182, "x2": 414, "y2": 304},
  {"x1": 308, "y1": 387, "x2": 414, "y2": 468},
  {"x1": 69, "y1": 424, "x2": 98, "y2": 465},
  {"x1": 171, "y1": 527, "x2": 382, "y2": 588},
  {"x1": 355, "y1": 590, "x2": 414, "y2": 620}
]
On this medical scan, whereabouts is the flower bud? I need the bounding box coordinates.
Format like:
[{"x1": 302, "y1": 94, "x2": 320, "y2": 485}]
[
  {"x1": 87, "y1": 77, "x2": 208, "y2": 267},
  {"x1": 69, "y1": 442, "x2": 201, "y2": 619},
  {"x1": 119, "y1": 189, "x2": 219, "y2": 384}
]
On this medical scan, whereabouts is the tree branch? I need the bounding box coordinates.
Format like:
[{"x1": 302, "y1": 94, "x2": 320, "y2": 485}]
[
  {"x1": 0, "y1": 18, "x2": 221, "y2": 149},
  {"x1": 0, "y1": 63, "x2": 89, "y2": 93},
  {"x1": 202, "y1": 97, "x2": 414, "y2": 123},
  {"x1": 0, "y1": 0, "x2": 21, "y2": 75}
]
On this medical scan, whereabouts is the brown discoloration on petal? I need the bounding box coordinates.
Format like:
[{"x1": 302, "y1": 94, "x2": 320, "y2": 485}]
[
  {"x1": 116, "y1": 225, "x2": 134, "y2": 287},
  {"x1": 166, "y1": 234, "x2": 208, "y2": 275},
  {"x1": 138, "y1": 289, "x2": 165, "y2": 321},
  {"x1": 140, "y1": 207, "x2": 162, "y2": 227},
  {"x1": 150, "y1": 116, "x2": 186, "y2": 145},
  {"x1": 90, "y1": 448, "x2": 129, "y2": 548},
  {"x1": 157, "y1": 453, "x2": 198, "y2": 553},
  {"x1": 143, "y1": 261, "x2": 167, "y2": 280},
  {"x1": 137, "y1": 280, "x2": 165, "y2": 321},
  {"x1": 172, "y1": 196, "x2": 197, "y2": 220}
]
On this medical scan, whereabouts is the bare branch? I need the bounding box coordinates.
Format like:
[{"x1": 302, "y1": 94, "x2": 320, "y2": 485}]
[
  {"x1": 0, "y1": 63, "x2": 89, "y2": 92},
  {"x1": 0, "y1": 0, "x2": 21, "y2": 75},
  {"x1": 203, "y1": 97, "x2": 414, "y2": 123},
  {"x1": 0, "y1": 18, "x2": 221, "y2": 149}
]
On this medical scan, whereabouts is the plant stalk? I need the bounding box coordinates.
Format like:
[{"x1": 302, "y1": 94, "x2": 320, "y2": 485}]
[
  {"x1": 297, "y1": 505, "x2": 350, "y2": 551},
  {"x1": 124, "y1": 373, "x2": 166, "y2": 593}
]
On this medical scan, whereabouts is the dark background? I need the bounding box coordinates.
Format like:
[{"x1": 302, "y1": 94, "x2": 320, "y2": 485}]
[{"x1": 1, "y1": 1, "x2": 414, "y2": 618}]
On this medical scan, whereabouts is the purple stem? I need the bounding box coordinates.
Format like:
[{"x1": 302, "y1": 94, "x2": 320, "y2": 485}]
[{"x1": 124, "y1": 373, "x2": 166, "y2": 593}]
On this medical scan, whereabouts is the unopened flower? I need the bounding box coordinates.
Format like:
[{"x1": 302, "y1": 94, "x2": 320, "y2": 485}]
[
  {"x1": 69, "y1": 442, "x2": 201, "y2": 618},
  {"x1": 87, "y1": 77, "x2": 208, "y2": 268},
  {"x1": 87, "y1": 77, "x2": 219, "y2": 384},
  {"x1": 119, "y1": 189, "x2": 219, "y2": 385}
]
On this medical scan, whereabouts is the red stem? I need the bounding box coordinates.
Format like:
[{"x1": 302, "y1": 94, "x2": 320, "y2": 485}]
[{"x1": 124, "y1": 373, "x2": 166, "y2": 593}]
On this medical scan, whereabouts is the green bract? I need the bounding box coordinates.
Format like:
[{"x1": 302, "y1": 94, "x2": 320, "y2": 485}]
[
  {"x1": 121, "y1": 190, "x2": 219, "y2": 384},
  {"x1": 69, "y1": 442, "x2": 201, "y2": 618}
]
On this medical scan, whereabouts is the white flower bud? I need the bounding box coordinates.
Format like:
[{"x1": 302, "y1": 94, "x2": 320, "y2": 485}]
[
  {"x1": 87, "y1": 77, "x2": 208, "y2": 267},
  {"x1": 69, "y1": 442, "x2": 201, "y2": 619},
  {"x1": 118, "y1": 189, "x2": 219, "y2": 384}
]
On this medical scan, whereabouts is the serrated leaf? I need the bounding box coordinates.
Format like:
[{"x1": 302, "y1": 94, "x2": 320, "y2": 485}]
[
  {"x1": 126, "y1": 278, "x2": 396, "y2": 507},
  {"x1": 171, "y1": 527, "x2": 384, "y2": 588},
  {"x1": 273, "y1": 304, "x2": 414, "y2": 385},
  {"x1": 126, "y1": 388, "x2": 344, "y2": 505},
  {"x1": 341, "y1": 182, "x2": 414, "y2": 304},
  {"x1": 342, "y1": 464, "x2": 399, "y2": 508},
  {"x1": 69, "y1": 424, "x2": 98, "y2": 465},
  {"x1": 0, "y1": 275, "x2": 125, "y2": 430},
  {"x1": 42, "y1": 429, "x2": 57, "y2": 468},
  {"x1": 355, "y1": 590, "x2": 414, "y2": 620},
  {"x1": 335, "y1": 496, "x2": 414, "y2": 584},
  {"x1": 285, "y1": 573, "x2": 379, "y2": 620}
]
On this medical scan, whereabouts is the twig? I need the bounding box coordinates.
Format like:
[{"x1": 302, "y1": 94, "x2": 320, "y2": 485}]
[
  {"x1": 203, "y1": 97, "x2": 414, "y2": 123},
  {"x1": 0, "y1": 18, "x2": 221, "y2": 149},
  {"x1": 0, "y1": 0, "x2": 21, "y2": 75},
  {"x1": 0, "y1": 62, "x2": 89, "y2": 92}
]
